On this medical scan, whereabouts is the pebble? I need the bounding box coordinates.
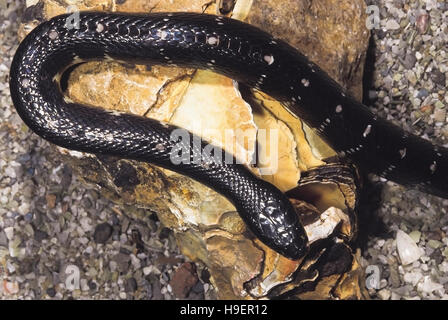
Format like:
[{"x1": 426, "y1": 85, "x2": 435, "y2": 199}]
[
  {"x1": 396, "y1": 230, "x2": 423, "y2": 265},
  {"x1": 385, "y1": 19, "x2": 400, "y2": 30},
  {"x1": 417, "y1": 276, "x2": 444, "y2": 294},
  {"x1": 431, "y1": 69, "x2": 446, "y2": 86},
  {"x1": 125, "y1": 277, "x2": 138, "y2": 293},
  {"x1": 93, "y1": 223, "x2": 113, "y2": 244},
  {"x1": 377, "y1": 289, "x2": 391, "y2": 300},
  {"x1": 46, "y1": 287, "x2": 56, "y2": 298},
  {"x1": 409, "y1": 230, "x2": 422, "y2": 243},
  {"x1": 169, "y1": 263, "x2": 198, "y2": 299}
]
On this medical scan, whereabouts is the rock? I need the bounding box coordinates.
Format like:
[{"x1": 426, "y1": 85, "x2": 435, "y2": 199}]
[
  {"x1": 377, "y1": 289, "x2": 391, "y2": 300},
  {"x1": 93, "y1": 222, "x2": 113, "y2": 244},
  {"x1": 46, "y1": 287, "x2": 56, "y2": 297},
  {"x1": 125, "y1": 277, "x2": 138, "y2": 293},
  {"x1": 431, "y1": 69, "x2": 446, "y2": 86},
  {"x1": 45, "y1": 194, "x2": 56, "y2": 209},
  {"x1": 434, "y1": 109, "x2": 447, "y2": 123},
  {"x1": 113, "y1": 253, "x2": 131, "y2": 274},
  {"x1": 396, "y1": 230, "x2": 423, "y2": 265},
  {"x1": 385, "y1": 19, "x2": 400, "y2": 30},
  {"x1": 0, "y1": 229, "x2": 8, "y2": 247},
  {"x1": 169, "y1": 262, "x2": 199, "y2": 299},
  {"x1": 404, "y1": 271, "x2": 423, "y2": 286},
  {"x1": 428, "y1": 240, "x2": 442, "y2": 249},
  {"x1": 34, "y1": 229, "x2": 49, "y2": 242},
  {"x1": 409, "y1": 230, "x2": 421, "y2": 243},
  {"x1": 4, "y1": 227, "x2": 14, "y2": 240},
  {"x1": 417, "y1": 276, "x2": 443, "y2": 294},
  {"x1": 3, "y1": 281, "x2": 19, "y2": 295},
  {"x1": 402, "y1": 52, "x2": 417, "y2": 69}
]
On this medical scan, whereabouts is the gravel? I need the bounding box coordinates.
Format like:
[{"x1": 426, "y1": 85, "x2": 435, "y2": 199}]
[
  {"x1": 0, "y1": 0, "x2": 447, "y2": 300},
  {"x1": 0, "y1": 1, "x2": 214, "y2": 300},
  {"x1": 362, "y1": 0, "x2": 448, "y2": 300}
]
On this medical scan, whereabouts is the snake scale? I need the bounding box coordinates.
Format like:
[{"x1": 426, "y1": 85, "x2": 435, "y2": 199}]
[{"x1": 9, "y1": 12, "x2": 448, "y2": 259}]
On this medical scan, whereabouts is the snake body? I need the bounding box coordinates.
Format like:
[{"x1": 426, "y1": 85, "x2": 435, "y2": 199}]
[{"x1": 9, "y1": 12, "x2": 448, "y2": 259}]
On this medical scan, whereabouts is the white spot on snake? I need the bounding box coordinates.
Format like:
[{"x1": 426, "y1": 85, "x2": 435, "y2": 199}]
[
  {"x1": 381, "y1": 164, "x2": 397, "y2": 177},
  {"x1": 155, "y1": 143, "x2": 165, "y2": 151},
  {"x1": 301, "y1": 78, "x2": 310, "y2": 87},
  {"x1": 63, "y1": 96, "x2": 75, "y2": 104},
  {"x1": 363, "y1": 125, "x2": 372, "y2": 138},
  {"x1": 159, "y1": 121, "x2": 170, "y2": 128},
  {"x1": 325, "y1": 118, "x2": 331, "y2": 124},
  {"x1": 108, "y1": 110, "x2": 123, "y2": 116},
  {"x1": 163, "y1": 18, "x2": 170, "y2": 22},
  {"x1": 21, "y1": 78, "x2": 30, "y2": 88},
  {"x1": 264, "y1": 54, "x2": 274, "y2": 65},
  {"x1": 399, "y1": 148, "x2": 407, "y2": 159},
  {"x1": 157, "y1": 30, "x2": 169, "y2": 40},
  {"x1": 49, "y1": 30, "x2": 59, "y2": 40},
  {"x1": 201, "y1": 162, "x2": 211, "y2": 169},
  {"x1": 270, "y1": 40, "x2": 278, "y2": 45},
  {"x1": 430, "y1": 161, "x2": 437, "y2": 174},
  {"x1": 96, "y1": 23, "x2": 104, "y2": 33},
  {"x1": 207, "y1": 36, "x2": 218, "y2": 45},
  {"x1": 336, "y1": 105, "x2": 343, "y2": 113}
]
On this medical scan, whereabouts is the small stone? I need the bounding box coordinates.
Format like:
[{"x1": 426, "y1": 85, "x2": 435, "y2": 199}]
[
  {"x1": 46, "y1": 287, "x2": 56, "y2": 297},
  {"x1": 169, "y1": 262, "x2": 199, "y2": 299},
  {"x1": 417, "y1": 276, "x2": 443, "y2": 294},
  {"x1": 93, "y1": 223, "x2": 113, "y2": 244},
  {"x1": 396, "y1": 230, "x2": 423, "y2": 265},
  {"x1": 404, "y1": 271, "x2": 423, "y2": 286},
  {"x1": 443, "y1": 248, "x2": 448, "y2": 258},
  {"x1": 377, "y1": 289, "x2": 391, "y2": 300},
  {"x1": 88, "y1": 280, "x2": 97, "y2": 291},
  {"x1": 402, "y1": 52, "x2": 417, "y2": 69},
  {"x1": 45, "y1": 194, "x2": 57, "y2": 209},
  {"x1": 3, "y1": 281, "x2": 19, "y2": 295},
  {"x1": 385, "y1": 19, "x2": 400, "y2": 30},
  {"x1": 416, "y1": 13, "x2": 430, "y2": 34},
  {"x1": 34, "y1": 229, "x2": 49, "y2": 242},
  {"x1": 431, "y1": 69, "x2": 446, "y2": 86},
  {"x1": 4, "y1": 227, "x2": 14, "y2": 240},
  {"x1": 113, "y1": 253, "x2": 131, "y2": 273},
  {"x1": 434, "y1": 109, "x2": 447, "y2": 123},
  {"x1": 409, "y1": 231, "x2": 421, "y2": 243},
  {"x1": 125, "y1": 277, "x2": 138, "y2": 293},
  {"x1": 143, "y1": 266, "x2": 152, "y2": 276},
  {"x1": 0, "y1": 230, "x2": 8, "y2": 247},
  {"x1": 428, "y1": 240, "x2": 442, "y2": 249},
  {"x1": 119, "y1": 292, "x2": 127, "y2": 299},
  {"x1": 24, "y1": 212, "x2": 34, "y2": 222}
]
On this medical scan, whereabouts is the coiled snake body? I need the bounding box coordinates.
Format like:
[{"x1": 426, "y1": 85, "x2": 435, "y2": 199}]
[{"x1": 9, "y1": 12, "x2": 448, "y2": 259}]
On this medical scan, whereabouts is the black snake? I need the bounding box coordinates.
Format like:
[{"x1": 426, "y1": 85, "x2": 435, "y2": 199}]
[{"x1": 9, "y1": 12, "x2": 448, "y2": 259}]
